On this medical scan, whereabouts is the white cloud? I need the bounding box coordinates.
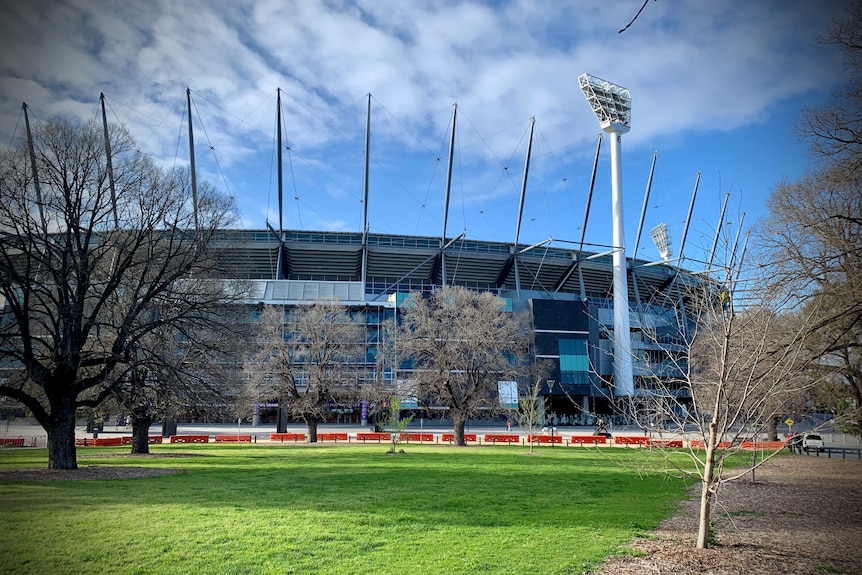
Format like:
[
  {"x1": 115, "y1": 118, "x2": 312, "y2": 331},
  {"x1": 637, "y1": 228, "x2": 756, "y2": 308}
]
[{"x1": 0, "y1": 0, "x2": 848, "y2": 241}]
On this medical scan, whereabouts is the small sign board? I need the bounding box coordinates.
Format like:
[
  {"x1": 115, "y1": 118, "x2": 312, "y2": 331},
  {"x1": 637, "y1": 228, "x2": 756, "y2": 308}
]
[{"x1": 785, "y1": 418, "x2": 794, "y2": 427}]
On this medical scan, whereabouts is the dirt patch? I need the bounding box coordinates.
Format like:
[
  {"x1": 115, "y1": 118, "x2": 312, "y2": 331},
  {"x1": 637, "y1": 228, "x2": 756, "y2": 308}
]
[
  {"x1": 591, "y1": 455, "x2": 862, "y2": 575},
  {"x1": 0, "y1": 453, "x2": 202, "y2": 481}
]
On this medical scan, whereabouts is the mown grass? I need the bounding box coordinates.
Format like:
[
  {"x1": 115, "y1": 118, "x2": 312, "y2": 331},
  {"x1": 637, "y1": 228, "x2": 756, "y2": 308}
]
[{"x1": 0, "y1": 445, "x2": 694, "y2": 575}]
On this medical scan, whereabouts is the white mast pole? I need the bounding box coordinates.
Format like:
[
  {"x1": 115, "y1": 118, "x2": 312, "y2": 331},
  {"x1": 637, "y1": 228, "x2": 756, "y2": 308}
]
[{"x1": 579, "y1": 73, "x2": 634, "y2": 397}]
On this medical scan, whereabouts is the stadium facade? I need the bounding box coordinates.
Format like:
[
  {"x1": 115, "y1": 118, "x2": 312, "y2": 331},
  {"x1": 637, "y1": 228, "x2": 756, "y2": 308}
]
[{"x1": 219, "y1": 228, "x2": 699, "y2": 425}]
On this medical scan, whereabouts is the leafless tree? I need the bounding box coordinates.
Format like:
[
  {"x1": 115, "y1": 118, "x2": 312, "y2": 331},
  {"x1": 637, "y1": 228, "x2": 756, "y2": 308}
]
[
  {"x1": 390, "y1": 286, "x2": 533, "y2": 446},
  {"x1": 0, "y1": 116, "x2": 240, "y2": 469},
  {"x1": 514, "y1": 378, "x2": 547, "y2": 455},
  {"x1": 767, "y1": 4, "x2": 862, "y2": 435},
  {"x1": 107, "y1": 307, "x2": 247, "y2": 454},
  {"x1": 243, "y1": 301, "x2": 365, "y2": 442}
]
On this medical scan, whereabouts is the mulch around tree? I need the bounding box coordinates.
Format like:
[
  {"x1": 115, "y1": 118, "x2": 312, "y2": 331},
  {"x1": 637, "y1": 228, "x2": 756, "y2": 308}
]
[{"x1": 590, "y1": 455, "x2": 862, "y2": 575}]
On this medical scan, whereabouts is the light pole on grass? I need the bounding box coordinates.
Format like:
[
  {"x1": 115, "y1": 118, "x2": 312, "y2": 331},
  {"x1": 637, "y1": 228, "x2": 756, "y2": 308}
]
[{"x1": 579, "y1": 73, "x2": 634, "y2": 398}]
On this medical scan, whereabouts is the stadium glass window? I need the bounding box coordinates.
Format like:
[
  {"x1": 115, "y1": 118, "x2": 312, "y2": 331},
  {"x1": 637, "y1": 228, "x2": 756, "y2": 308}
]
[{"x1": 559, "y1": 339, "x2": 590, "y2": 385}]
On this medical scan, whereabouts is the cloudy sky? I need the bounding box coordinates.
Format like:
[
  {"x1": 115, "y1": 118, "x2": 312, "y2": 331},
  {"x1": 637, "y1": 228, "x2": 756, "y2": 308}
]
[{"x1": 0, "y1": 0, "x2": 849, "y2": 266}]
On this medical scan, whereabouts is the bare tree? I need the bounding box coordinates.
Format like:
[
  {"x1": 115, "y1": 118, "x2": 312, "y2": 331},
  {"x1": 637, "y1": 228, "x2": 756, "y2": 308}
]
[
  {"x1": 514, "y1": 378, "x2": 547, "y2": 454},
  {"x1": 391, "y1": 286, "x2": 532, "y2": 446},
  {"x1": 243, "y1": 301, "x2": 364, "y2": 442},
  {"x1": 109, "y1": 309, "x2": 247, "y2": 454},
  {"x1": 769, "y1": 2, "x2": 862, "y2": 433},
  {"x1": 0, "y1": 116, "x2": 239, "y2": 469},
  {"x1": 614, "y1": 255, "x2": 817, "y2": 550}
]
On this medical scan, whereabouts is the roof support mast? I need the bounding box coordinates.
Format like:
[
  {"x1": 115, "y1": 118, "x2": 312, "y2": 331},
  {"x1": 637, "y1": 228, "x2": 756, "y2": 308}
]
[
  {"x1": 100, "y1": 93, "x2": 119, "y2": 228},
  {"x1": 512, "y1": 117, "x2": 536, "y2": 298},
  {"x1": 440, "y1": 103, "x2": 457, "y2": 286},
  {"x1": 276, "y1": 88, "x2": 284, "y2": 279},
  {"x1": 186, "y1": 88, "x2": 199, "y2": 230},
  {"x1": 361, "y1": 94, "x2": 371, "y2": 290},
  {"x1": 579, "y1": 73, "x2": 634, "y2": 397},
  {"x1": 677, "y1": 172, "x2": 701, "y2": 264},
  {"x1": 22, "y1": 103, "x2": 47, "y2": 233},
  {"x1": 707, "y1": 192, "x2": 730, "y2": 270}
]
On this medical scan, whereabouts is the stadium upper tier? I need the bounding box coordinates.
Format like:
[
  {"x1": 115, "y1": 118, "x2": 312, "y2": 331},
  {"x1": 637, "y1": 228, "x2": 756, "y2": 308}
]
[{"x1": 214, "y1": 229, "x2": 699, "y2": 306}]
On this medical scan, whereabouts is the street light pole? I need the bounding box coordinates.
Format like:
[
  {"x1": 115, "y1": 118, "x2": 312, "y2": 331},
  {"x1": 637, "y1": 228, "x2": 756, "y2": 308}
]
[{"x1": 579, "y1": 73, "x2": 634, "y2": 397}]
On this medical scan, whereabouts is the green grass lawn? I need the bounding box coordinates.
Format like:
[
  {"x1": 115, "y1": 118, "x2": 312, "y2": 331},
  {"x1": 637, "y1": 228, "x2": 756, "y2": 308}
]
[{"x1": 0, "y1": 445, "x2": 693, "y2": 575}]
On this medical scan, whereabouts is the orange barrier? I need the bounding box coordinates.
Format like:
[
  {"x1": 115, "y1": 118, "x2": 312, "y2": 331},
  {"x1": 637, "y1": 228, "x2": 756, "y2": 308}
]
[
  {"x1": 270, "y1": 433, "x2": 306, "y2": 442},
  {"x1": 121, "y1": 435, "x2": 163, "y2": 444},
  {"x1": 441, "y1": 433, "x2": 477, "y2": 443},
  {"x1": 649, "y1": 439, "x2": 683, "y2": 448},
  {"x1": 484, "y1": 434, "x2": 521, "y2": 444},
  {"x1": 740, "y1": 440, "x2": 786, "y2": 451},
  {"x1": 612, "y1": 435, "x2": 649, "y2": 446},
  {"x1": 318, "y1": 433, "x2": 348, "y2": 442},
  {"x1": 356, "y1": 432, "x2": 391, "y2": 442},
  {"x1": 215, "y1": 435, "x2": 252, "y2": 443},
  {"x1": 399, "y1": 433, "x2": 435, "y2": 443},
  {"x1": 75, "y1": 437, "x2": 124, "y2": 447},
  {"x1": 569, "y1": 435, "x2": 608, "y2": 446},
  {"x1": 689, "y1": 440, "x2": 731, "y2": 449},
  {"x1": 528, "y1": 434, "x2": 563, "y2": 444},
  {"x1": 170, "y1": 434, "x2": 209, "y2": 444},
  {"x1": 1, "y1": 438, "x2": 25, "y2": 447}
]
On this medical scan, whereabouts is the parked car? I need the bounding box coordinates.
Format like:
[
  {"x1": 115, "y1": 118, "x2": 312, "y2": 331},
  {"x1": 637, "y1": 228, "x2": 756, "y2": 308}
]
[{"x1": 802, "y1": 433, "x2": 825, "y2": 452}]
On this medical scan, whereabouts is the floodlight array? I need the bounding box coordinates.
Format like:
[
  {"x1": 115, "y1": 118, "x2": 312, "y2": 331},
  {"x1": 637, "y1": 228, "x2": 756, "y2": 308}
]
[
  {"x1": 578, "y1": 73, "x2": 631, "y2": 132},
  {"x1": 650, "y1": 222, "x2": 673, "y2": 262}
]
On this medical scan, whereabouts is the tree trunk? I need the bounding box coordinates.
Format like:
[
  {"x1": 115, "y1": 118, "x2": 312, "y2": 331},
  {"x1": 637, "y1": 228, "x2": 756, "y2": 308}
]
[
  {"x1": 131, "y1": 413, "x2": 153, "y2": 454},
  {"x1": 766, "y1": 416, "x2": 778, "y2": 441},
  {"x1": 306, "y1": 418, "x2": 319, "y2": 443},
  {"x1": 697, "y1": 416, "x2": 719, "y2": 549},
  {"x1": 45, "y1": 400, "x2": 78, "y2": 470},
  {"x1": 453, "y1": 416, "x2": 466, "y2": 447}
]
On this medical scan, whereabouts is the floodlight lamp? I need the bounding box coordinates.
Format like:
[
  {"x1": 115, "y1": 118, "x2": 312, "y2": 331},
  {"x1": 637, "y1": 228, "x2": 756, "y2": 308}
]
[
  {"x1": 578, "y1": 73, "x2": 631, "y2": 133},
  {"x1": 650, "y1": 222, "x2": 673, "y2": 262}
]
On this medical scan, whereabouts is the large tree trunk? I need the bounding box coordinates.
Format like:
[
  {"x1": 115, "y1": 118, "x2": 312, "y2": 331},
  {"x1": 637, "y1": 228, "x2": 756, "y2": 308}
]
[
  {"x1": 45, "y1": 398, "x2": 78, "y2": 470},
  {"x1": 131, "y1": 412, "x2": 154, "y2": 454},
  {"x1": 452, "y1": 416, "x2": 467, "y2": 447},
  {"x1": 306, "y1": 418, "x2": 319, "y2": 443},
  {"x1": 766, "y1": 416, "x2": 778, "y2": 441}
]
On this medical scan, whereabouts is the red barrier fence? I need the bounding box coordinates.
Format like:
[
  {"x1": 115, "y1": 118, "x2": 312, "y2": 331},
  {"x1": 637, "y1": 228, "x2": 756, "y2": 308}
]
[
  {"x1": 441, "y1": 433, "x2": 477, "y2": 443},
  {"x1": 399, "y1": 433, "x2": 435, "y2": 443},
  {"x1": 215, "y1": 435, "x2": 252, "y2": 443},
  {"x1": 484, "y1": 434, "x2": 521, "y2": 444},
  {"x1": 271, "y1": 433, "x2": 306, "y2": 442},
  {"x1": 356, "y1": 432, "x2": 391, "y2": 442},
  {"x1": 612, "y1": 435, "x2": 650, "y2": 446},
  {"x1": 528, "y1": 434, "x2": 563, "y2": 444},
  {"x1": 170, "y1": 435, "x2": 209, "y2": 444},
  {"x1": 2, "y1": 437, "x2": 25, "y2": 447},
  {"x1": 569, "y1": 435, "x2": 608, "y2": 446},
  {"x1": 318, "y1": 433, "x2": 348, "y2": 442}
]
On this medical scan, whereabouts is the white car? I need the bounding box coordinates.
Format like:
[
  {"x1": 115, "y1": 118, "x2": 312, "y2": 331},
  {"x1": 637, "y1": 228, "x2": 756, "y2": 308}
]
[{"x1": 802, "y1": 434, "x2": 825, "y2": 452}]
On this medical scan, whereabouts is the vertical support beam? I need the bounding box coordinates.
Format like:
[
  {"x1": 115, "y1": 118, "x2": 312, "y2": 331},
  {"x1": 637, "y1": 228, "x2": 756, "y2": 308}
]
[
  {"x1": 513, "y1": 117, "x2": 535, "y2": 299},
  {"x1": 677, "y1": 172, "x2": 701, "y2": 263},
  {"x1": 22, "y1": 103, "x2": 47, "y2": 233},
  {"x1": 361, "y1": 94, "x2": 372, "y2": 290},
  {"x1": 100, "y1": 93, "x2": 119, "y2": 228},
  {"x1": 632, "y1": 151, "x2": 657, "y2": 260},
  {"x1": 186, "y1": 88, "x2": 199, "y2": 230},
  {"x1": 708, "y1": 192, "x2": 730, "y2": 270},
  {"x1": 441, "y1": 104, "x2": 457, "y2": 286},
  {"x1": 276, "y1": 88, "x2": 284, "y2": 280},
  {"x1": 578, "y1": 134, "x2": 602, "y2": 253},
  {"x1": 608, "y1": 130, "x2": 633, "y2": 397}
]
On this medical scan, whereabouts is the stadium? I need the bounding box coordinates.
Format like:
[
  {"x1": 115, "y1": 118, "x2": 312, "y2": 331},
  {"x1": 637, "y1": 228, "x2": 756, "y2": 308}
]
[{"x1": 216, "y1": 226, "x2": 700, "y2": 426}]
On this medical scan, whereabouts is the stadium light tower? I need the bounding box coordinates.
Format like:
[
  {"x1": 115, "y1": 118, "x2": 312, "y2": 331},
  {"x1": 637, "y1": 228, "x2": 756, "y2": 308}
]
[{"x1": 579, "y1": 73, "x2": 634, "y2": 397}]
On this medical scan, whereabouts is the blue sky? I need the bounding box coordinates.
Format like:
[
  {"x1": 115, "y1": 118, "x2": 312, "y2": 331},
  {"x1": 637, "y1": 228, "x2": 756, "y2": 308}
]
[{"x1": 0, "y1": 0, "x2": 849, "y2": 269}]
